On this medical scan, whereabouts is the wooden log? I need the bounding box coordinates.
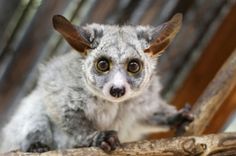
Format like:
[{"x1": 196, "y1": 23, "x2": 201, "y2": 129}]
[
  {"x1": 3, "y1": 133, "x2": 236, "y2": 156},
  {"x1": 184, "y1": 49, "x2": 236, "y2": 135},
  {"x1": 0, "y1": 0, "x2": 70, "y2": 116},
  {"x1": 171, "y1": 1, "x2": 236, "y2": 108},
  {"x1": 204, "y1": 86, "x2": 236, "y2": 134},
  {"x1": 0, "y1": 0, "x2": 20, "y2": 54},
  {"x1": 160, "y1": 0, "x2": 233, "y2": 96}
]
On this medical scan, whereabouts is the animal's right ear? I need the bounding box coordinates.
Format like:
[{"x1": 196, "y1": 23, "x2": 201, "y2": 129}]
[
  {"x1": 52, "y1": 15, "x2": 92, "y2": 55},
  {"x1": 138, "y1": 14, "x2": 182, "y2": 58}
]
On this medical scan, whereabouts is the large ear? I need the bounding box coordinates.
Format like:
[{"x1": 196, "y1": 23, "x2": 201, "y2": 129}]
[
  {"x1": 52, "y1": 15, "x2": 92, "y2": 55},
  {"x1": 144, "y1": 13, "x2": 182, "y2": 57}
]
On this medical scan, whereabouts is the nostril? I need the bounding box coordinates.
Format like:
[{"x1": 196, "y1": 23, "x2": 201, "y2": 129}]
[
  {"x1": 119, "y1": 87, "x2": 125, "y2": 96},
  {"x1": 110, "y1": 86, "x2": 126, "y2": 98}
]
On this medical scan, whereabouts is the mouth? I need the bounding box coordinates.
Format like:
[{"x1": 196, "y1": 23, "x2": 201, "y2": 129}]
[{"x1": 105, "y1": 96, "x2": 128, "y2": 103}]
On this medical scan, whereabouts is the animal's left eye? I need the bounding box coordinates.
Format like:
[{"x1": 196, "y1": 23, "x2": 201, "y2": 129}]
[
  {"x1": 127, "y1": 59, "x2": 142, "y2": 74},
  {"x1": 96, "y1": 57, "x2": 110, "y2": 72}
]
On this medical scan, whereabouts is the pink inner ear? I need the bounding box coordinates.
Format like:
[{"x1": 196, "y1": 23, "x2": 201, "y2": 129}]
[
  {"x1": 144, "y1": 13, "x2": 182, "y2": 57},
  {"x1": 64, "y1": 35, "x2": 91, "y2": 53},
  {"x1": 144, "y1": 39, "x2": 170, "y2": 56}
]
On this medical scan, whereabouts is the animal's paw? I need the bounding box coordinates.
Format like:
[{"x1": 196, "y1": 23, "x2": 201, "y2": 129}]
[
  {"x1": 26, "y1": 142, "x2": 51, "y2": 153},
  {"x1": 166, "y1": 104, "x2": 194, "y2": 130},
  {"x1": 170, "y1": 104, "x2": 194, "y2": 135},
  {"x1": 177, "y1": 104, "x2": 194, "y2": 124},
  {"x1": 95, "y1": 130, "x2": 121, "y2": 152}
]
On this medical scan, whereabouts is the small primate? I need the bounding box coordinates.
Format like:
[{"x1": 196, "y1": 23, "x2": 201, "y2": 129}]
[{"x1": 0, "y1": 13, "x2": 193, "y2": 153}]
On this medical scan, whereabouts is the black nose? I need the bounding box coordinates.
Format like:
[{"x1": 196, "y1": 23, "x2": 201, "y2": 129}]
[{"x1": 110, "y1": 86, "x2": 126, "y2": 98}]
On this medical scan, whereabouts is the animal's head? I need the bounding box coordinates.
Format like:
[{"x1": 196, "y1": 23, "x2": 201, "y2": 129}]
[{"x1": 52, "y1": 14, "x2": 182, "y2": 103}]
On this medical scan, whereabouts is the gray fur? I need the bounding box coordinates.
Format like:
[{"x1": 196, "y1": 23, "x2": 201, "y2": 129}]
[{"x1": 0, "y1": 23, "x2": 179, "y2": 153}]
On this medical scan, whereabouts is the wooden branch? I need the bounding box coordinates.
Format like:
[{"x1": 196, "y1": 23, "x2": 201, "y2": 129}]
[
  {"x1": 0, "y1": 0, "x2": 70, "y2": 121},
  {"x1": 4, "y1": 133, "x2": 236, "y2": 156},
  {"x1": 184, "y1": 49, "x2": 236, "y2": 135}
]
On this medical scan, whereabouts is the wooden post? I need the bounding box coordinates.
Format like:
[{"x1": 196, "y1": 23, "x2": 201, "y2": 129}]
[{"x1": 184, "y1": 49, "x2": 236, "y2": 135}]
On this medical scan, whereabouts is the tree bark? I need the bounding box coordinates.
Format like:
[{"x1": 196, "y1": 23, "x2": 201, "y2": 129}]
[
  {"x1": 4, "y1": 132, "x2": 236, "y2": 156},
  {"x1": 183, "y1": 49, "x2": 236, "y2": 135}
]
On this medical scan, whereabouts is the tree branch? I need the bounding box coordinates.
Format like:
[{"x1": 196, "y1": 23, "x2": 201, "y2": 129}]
[
  {"x1": 5, "y1": 132, "x2": 236, "y2": 156},
  {"x1": 184, "y1": 49, "x2": 236, "y2": 135}
]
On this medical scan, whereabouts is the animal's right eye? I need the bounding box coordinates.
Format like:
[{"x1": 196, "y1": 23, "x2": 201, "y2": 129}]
[
  {"x1": 96, "y1": 58, "x2": 110, "y2": 72},
  {"x1": 127, "y1": 59, "x2": 142, "y2": 74}
]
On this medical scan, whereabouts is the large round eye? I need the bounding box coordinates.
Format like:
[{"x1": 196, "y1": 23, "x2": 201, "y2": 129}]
[
  {"x1": 96, "y1": 58, "x2": 110, "y2": 72},
  {"x1": 127, "y1": 59, "x2": 141, "y2": 74}
]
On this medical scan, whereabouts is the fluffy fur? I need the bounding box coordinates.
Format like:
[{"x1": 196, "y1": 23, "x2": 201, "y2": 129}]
[{"x1": 0, "y1": 14, "x2": 186, "y2": 153}]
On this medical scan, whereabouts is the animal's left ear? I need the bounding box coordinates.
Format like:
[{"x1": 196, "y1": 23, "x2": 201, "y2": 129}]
[
  {"x1": 142, "y1": 13, "x2": 182, "y2": 57},
  {"x1": 52, "y1": 15, "x2": 92, "y2": 55}
]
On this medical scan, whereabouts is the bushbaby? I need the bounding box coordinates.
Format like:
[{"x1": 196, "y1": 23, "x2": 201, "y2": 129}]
[{"x1": 0, "y1": 13, "x2": 193, "y2": 153}]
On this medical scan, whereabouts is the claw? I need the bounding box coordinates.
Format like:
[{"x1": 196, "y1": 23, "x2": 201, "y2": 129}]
[
  {"x1": 27, "y1": 142, "x2": 50, "y2": 153},
  {"x1": 95, "y1": 130, "x2": 121, "y2": 152},
  {"x1": 174, "y1": 104, "x2": 194, "y2": 135}
]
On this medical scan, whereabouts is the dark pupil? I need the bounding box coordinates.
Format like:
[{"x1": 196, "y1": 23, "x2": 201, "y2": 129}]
[
  {"x1": 128, "y1": 61, "x2": 140, "y2": 73},
  {"x1": 98, "y1": 59, "x2": 109, "y2": 71}
]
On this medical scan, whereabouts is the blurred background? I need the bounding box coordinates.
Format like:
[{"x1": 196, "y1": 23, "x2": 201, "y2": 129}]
[{"x1": 0, "y1": 0, "x2": 236, "y2": 138}]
